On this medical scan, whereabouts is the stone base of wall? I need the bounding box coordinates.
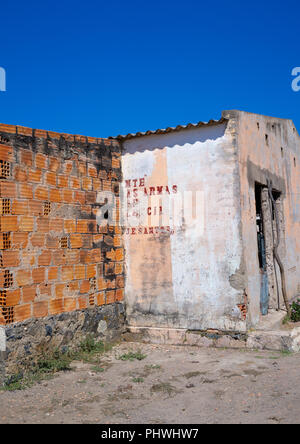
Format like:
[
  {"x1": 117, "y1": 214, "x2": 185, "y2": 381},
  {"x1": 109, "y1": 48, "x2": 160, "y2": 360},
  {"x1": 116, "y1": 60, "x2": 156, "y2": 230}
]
[
  {"x1": 125, "y1": 326, "x2": 248, "y2": 349},
  {"x1": 0, "y1": 303, "x2": 125, "y2": 384},
  {"x1": 126, "y1": 324, "x2": 300, "y2": 353}
]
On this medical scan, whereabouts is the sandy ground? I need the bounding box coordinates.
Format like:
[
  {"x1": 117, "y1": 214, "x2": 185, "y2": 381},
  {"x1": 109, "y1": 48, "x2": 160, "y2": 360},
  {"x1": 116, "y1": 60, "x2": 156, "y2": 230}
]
[{"x1": 1, "y1": 342, "x2": 300, "y2": 424}]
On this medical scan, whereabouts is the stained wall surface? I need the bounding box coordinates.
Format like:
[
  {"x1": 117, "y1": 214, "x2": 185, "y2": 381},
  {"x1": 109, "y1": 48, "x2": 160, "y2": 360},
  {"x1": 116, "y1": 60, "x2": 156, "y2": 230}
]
[
  {"x1": 227, "y1": 110, "x2": 300, "y2": 326},
  {"x1": 122, "y1": 122, "x2": 248, "y2": 332}
]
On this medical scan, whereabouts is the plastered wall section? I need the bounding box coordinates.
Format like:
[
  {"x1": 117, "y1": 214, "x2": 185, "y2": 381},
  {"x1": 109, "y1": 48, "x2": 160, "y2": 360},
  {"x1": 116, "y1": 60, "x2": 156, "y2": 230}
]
[
  {"x1": 228, "y1": 110, "x2": 300, "y2": 326},
  {"x1": 122, "y1": 122, "x2": 247, "y2": 332}
]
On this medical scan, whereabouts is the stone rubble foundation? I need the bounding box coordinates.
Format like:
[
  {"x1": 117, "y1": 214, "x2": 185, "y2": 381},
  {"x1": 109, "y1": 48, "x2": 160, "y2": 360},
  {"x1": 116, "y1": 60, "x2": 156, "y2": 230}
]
[{"x1": 0, "y1": 303, "x2": 125, "y2": 384}]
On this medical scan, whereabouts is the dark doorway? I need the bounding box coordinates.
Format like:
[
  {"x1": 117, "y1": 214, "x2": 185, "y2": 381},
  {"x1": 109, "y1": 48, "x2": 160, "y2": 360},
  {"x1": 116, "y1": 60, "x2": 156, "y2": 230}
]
[
  {"x1": 255, "y1": 183, "x2": 269, "y2": 315},
  {"x1": 255, "y1": 183, "x2": 266, "y2": 270},
  {"x1": 255, "y1": 182, "x2": 282, "y2": 315}
]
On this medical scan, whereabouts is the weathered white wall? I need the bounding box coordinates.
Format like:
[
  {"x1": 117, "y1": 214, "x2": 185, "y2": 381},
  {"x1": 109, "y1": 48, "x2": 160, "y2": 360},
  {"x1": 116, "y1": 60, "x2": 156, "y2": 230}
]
[
  {"x1": 122, "y1": 123, "x2": 247, "y2": 332},
  {"x1": 0, "y1": 327, "x2": 6, "y2": 352}
]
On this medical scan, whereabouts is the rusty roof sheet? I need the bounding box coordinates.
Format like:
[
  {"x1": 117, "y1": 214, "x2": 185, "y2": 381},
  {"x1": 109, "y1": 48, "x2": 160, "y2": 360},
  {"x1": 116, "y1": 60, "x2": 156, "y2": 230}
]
[{"x1": 112, "y1": 117, "x2": 228, "y2": 141}]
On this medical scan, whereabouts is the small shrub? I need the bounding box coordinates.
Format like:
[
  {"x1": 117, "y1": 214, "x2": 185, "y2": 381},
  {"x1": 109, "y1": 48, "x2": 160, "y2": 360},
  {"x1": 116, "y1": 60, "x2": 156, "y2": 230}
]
[
  {"x1": 2, "y1": 373, "x2": 24, "y2": 391},
  {"x1": 91, "y1": 366, "x2": 105, "y2": 373},
  {"x1": 290, "y1": 299, "x2": 300, "y2": 322},
  {"x1": 132, "y1": 377, "x2": 144, "y2": 383},
  {"x1": 78, "y1": 335, "x2": 108, "y2": 354},
  {"x1": 37, "y1": 348, "x2": 71, "y2": 373},
  {"x1": 281, "y1": 350, "x2": 293, "y2": 357},
  {"x1": 74, "y1": 335, "x2": 111, "y2": 363},
  {"x1": 1, "y1": 370, "x2": 52, "y2": 392},
  {"x1": 1, "y1": 336, "x2": 114, "y2": 391},
  {"x1": 117, "y1": 350, "x2": 147, "y2": 361},
  {"x1": 79, "y1": 335, "x2": 100, "y2": 353},
  {"x1": 151, "y1": 382, "x2": 179, "y2": 396},
  {"x1": 282, "y1": 315, "x2": 290, "y2": 325}
]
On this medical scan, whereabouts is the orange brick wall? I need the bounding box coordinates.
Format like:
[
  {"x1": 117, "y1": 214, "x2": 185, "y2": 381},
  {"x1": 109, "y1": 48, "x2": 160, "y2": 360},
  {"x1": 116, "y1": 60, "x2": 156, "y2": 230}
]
[{"x1": 0, "y1": 124, "x2": 124, "y2": 325}]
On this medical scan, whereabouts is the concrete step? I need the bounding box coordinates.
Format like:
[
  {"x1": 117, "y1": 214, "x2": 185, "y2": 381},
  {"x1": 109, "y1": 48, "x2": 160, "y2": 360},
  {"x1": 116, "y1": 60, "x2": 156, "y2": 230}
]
[
  {"x1": 126, "y1": 324, "x2": 300, "y2": 352},
  {"x1": 247, "y1": 327, "x2": 300, "y2": 352}
]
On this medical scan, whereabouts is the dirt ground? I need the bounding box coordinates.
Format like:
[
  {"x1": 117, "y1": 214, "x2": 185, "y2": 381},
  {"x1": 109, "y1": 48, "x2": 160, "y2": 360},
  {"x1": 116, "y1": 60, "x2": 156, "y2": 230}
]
[{"x1": 1, "y1": 342, "x2": 300, "y2": 424}]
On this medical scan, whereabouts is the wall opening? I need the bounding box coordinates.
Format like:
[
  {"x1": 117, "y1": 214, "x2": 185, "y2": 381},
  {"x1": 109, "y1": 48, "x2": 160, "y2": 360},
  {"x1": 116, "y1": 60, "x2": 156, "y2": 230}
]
[
  {"x1": 255, "y1": 182, "x2": 282, "y2": 315},
  {"x1": 255, "y1": 183, "x2": 266, "y2": 270}
]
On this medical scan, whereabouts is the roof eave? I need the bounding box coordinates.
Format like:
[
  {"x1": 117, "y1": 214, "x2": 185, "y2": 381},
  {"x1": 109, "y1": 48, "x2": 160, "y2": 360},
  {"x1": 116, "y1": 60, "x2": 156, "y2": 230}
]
[{"x1": 110, "y1": 116, "x2": 228, "y2": 141}]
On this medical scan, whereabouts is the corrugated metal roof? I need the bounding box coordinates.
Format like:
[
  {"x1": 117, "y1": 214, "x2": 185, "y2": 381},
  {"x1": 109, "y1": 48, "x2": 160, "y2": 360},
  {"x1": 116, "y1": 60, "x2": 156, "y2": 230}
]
[{"x1": 111, "y1": 117, "x2": 228, "y2": 141}]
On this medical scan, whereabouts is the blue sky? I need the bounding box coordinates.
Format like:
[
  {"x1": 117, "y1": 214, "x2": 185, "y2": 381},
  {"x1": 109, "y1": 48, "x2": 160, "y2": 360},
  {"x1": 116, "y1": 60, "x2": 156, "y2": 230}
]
[{"x1": 0, "y1": 0, "x2": 299, "y2": 138}]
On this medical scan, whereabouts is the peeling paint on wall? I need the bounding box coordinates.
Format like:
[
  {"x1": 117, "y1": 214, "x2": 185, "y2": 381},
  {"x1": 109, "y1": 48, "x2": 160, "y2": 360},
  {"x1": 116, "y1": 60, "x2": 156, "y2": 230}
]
[
  {"x1": 122, "y1": 123, "x2": 246, "y2": 332},
  {"x1": 122, "y1": 111, "x2": 300, "y2": 332},
  {"x1": 231, "y1": 110, "x2": 300, "y2": 325}
]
